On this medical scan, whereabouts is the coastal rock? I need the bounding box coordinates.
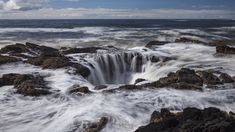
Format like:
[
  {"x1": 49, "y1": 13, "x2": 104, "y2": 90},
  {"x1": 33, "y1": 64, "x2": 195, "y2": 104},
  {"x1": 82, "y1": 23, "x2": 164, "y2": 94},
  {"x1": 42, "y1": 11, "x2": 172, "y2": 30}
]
[
  {"x1": 135, "y1": 78, "x2": 147, "y2": 84},
  {"x1": 0, "y1": 42, "x2": 59, "y2": 58},
  {"x1": 85, "y1": 117, "x2": 108, "y2": 132},
  {"x1": 135, "y1": 107, "x2": 235, "y2": 132},
  {"x1": 196, "y1": 71, "x2": 222, "y2": 85},
  {"x1": 219, "y1": 73, "x2": 234, "y2": 83},
  {"x1": 0, "y1": 73, "x2": 50, "y2": 96},
  {"x1": 62, "y1": 47, "x2": 103, "y2": 54},
  {"x1": 175, "y1": 37, "x2": 205, "y2": 44},
  {"x1": 0, "y1": 55, "x2": 19, "y2": 65},
  {"x1": 145, "y1": 41, "x2": 169, "y2": 48},
  {"x1": 69, "y1": 86, "x2": 91, "y2": 95},
  {"x1": 216, "y1": 45, "x2": 235, "y2": 54},
  {"x1": 209, "y1": 40, "x2": 233, "y2": 46},
  {"x1": 94, "y1": 85, "x2": 107, "y2": 90},
  {"x1": 119, "y1": 84, "x2": 142, "y2": 90},
  {"x1": 150, "y1": 56, "x2": 160, "y2": 63},
  {"x1": 74, "y1": 64, "x2": 91, "y2": 77}
]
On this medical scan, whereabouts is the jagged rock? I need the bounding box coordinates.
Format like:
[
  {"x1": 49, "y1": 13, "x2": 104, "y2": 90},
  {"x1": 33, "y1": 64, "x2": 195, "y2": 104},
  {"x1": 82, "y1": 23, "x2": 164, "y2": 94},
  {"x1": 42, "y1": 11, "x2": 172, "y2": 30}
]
[
  {"x1": 175, "y1": 37, "x2": 206, "y2": 44},
  {"x1": 196, "y1": 71, "x2": 222, "y2": 85},
  {"x1": 0, "y1": 55, "x2": 19, "y2": 65},
  {"x1": 135, "y1": 78, "x2": 147, "y2": 84},
  {"x1": 0, "y1": 42, "x2": 59, "y2": 58},
  {"x1": 74, "y1": 64, "x2": 91, "y2": 77},
  {"x1": 0, "y1": 73, "x2": 50, "y2": 96},
  {"x1": 62, "y1": 47, "x2": 103, "y2": 54},
  {"x1": 135, "y1": 107, "x2": 235, "y2": 132},
  {"x1": 145, "y1": 41, "x2": 169, "y2": 48},
  {"x1": 69, "y1": 86, "x2": 91, "y2": 94},
  {"x1": 158, "y1": 68, "x2": 203, "y2": 87},
  {"x1": 219, "y1": 73, "x2": 234, "y2": 83},
  {"x1": 216, "y1": 45, "x2": 235, "y2": 54},
  {"x1": 85, "y1": 117, "x2": 108, "y2": 132},
  {"x1": 94, "y1": 85, "x2": 107, "y2": 90}
]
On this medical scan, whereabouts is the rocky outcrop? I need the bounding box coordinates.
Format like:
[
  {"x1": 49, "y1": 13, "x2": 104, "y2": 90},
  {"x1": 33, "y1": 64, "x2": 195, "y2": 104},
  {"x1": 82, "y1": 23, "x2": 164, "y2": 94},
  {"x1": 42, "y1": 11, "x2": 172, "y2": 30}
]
[
  {"x1": 175, "y1": 37, "x2": 206, "y2": 44},
  {"x1": 0, "y1": 73, "x2": 50, "y2": 96},
  {"x1": 0, "y1": 55, "x2": 19, "y2": 65},
  {"x1": 196, "y1": 71, "x2": 222, "y2": 85},
  {"x1": 94, "y1": 85, "x2": 107, "y2": 90},
  {"x1": 68, "y1": 86, "x2": 92, "y2": 95},
  {"x1": 0, "y1": 42, "x2": 58, "y2": 58},
  {"x1": 216, "y1": 45, "x2": 235, "y2": 54},
  {"x1": 135, "y1": 107, "x2": 235, "y2": 132},
  {"x1": 145, "y1": 41, "x2": 169, "y2": 48},
  {"x1": 135, "y1": 78, "x2": 147, "y2": 84},
  {"x1": 219, "y1": 73, "x2": 234, "y2": 83},
  {"x1": 62, "y1": 47, "x2": 104, "y2": 54},
  {"x1": 85, "y1": 117, "x2": 108, "y2": 132}
]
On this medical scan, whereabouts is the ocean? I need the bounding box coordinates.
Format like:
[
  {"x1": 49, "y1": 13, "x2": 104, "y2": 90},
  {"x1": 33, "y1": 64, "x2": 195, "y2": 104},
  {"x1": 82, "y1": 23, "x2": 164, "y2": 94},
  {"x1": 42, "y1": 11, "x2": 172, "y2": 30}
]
[{"x1": 0, "y1": 19, "x2": 235, "y2": 132}]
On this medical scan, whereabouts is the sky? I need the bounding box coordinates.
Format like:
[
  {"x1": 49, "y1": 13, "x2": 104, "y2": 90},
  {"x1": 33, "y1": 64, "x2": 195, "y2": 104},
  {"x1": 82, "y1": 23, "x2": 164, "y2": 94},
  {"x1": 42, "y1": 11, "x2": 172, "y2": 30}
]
[{"x1": 0, "y1": 0, "x2": 234, "y2": 19}]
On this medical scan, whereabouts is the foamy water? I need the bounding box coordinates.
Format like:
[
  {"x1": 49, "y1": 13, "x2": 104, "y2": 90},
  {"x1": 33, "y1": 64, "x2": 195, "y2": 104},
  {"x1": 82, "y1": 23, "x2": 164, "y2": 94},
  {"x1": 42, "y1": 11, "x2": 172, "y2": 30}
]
[{"x1": 0, "y1": 20, "x2": 235, "y2": 132}]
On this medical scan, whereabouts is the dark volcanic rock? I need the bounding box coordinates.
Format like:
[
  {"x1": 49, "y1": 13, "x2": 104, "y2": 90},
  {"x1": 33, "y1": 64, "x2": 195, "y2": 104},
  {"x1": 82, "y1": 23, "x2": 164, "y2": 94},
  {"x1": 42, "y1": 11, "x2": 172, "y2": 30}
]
[
  {"x1": 175, "y1": 37, "x2": 206, "y2": 44},
  {"x1": 0, "y1": 42, "x2": 59, "y2": 58},
  {"x1": 196, "y1": 71, "x2": 222, "y2": 85},
  {"x1": 0, "y1": 55, "x2": 19, "y2": 65},
  {"x1": 69, "y1": 86, "x2": 91, "y2": 95},
  {"x1": 94, "y1": 85, "x2": 107, "y2": 90},
  {"x1": 145, "y1": 41, "x2": 169, "y2": 48},
  {"x1": 74, "y1": 64, "x2": 91, "y2": 77},
  {"x1": 62, "y1": 47, "x2": 103, "y2": 54},
  {"x1": 119, "y1": 84, "x2": 142, "y2": 90},
  {"x1": 219, "y1": 73, "x2": 234, "y2": 83},
  {"x1": 216, "y1": 45, "x2": 235, "y2": 54},
  {"x1": 135, "y1": 107, "x2": 235, "y2": 132},
  {"x1": 85, "y1": 117, "x2": 108, "y2": 132},
  {"x1": 0, "y1": 73, "x2": 50, "y2": 96},
  {"x1": 135, "y1": 78, "x2": 147, "y2": 84}
]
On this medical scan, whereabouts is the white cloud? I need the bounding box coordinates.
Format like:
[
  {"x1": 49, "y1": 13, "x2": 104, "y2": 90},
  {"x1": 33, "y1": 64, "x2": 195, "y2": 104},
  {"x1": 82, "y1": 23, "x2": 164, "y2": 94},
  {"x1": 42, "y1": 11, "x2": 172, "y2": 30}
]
[
  {"x1": 0, "y1": 0, "x2": 48, "y2": 11},
  {"x1": 0, "y1": 7, "x2": 234, "y2": 19}
]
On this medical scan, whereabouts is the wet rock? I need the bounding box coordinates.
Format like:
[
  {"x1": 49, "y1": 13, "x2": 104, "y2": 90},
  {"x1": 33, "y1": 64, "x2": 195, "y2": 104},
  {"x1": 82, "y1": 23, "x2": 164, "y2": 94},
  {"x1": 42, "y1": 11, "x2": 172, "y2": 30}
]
[
  {"x1": 219, "y1": 73, "x2": 234, "y2": 83},
  {"x1": 119, "y1": 84, "x2": 142, "y2": 90},
  {"x1": 62, "y1": 47, "x2": 103, "y2": 54},
  {"x1": 135, "y1": 107, "x2": 235, "y2": 132},
  {"x1": 216, "y1": 45, "x2": 235, "y2": 54},
  {"x1": 0, "y1": 43, "x2": 29, "y2": 54},
  {"x1": 159, "y1": 68, "x2": 203, "y2": 87},
  {"x1": 85, "y1": 117, "x2": 108, "y2": 132},
  {"x1": 145, "y1": 41, "x2": 169, "y2": 48},
  {"x1": 74, "y1": 64, "x2": 91, "y2": 77},
  {"x1": 196, "y1": 71, "x2": 222, "y2": 85},
  {"x1": 0, "y1": 42, "x2": 59, "y2": 58},
  {"x1": 0, "y1": 55, "x2": 19, "y2": 65},
  {"x1": 175, "y1": 37, "x2": 206, "y2": 44},
  {"x1": 94, "y1": 85, "x2": 107, "y2": 90},
  {"x1": 0, "y1": 73, "x2": 50, "y2": 96},
  {"x1": 69, "y1": 86, "x2": 91, "y2": 95},
  {"x1": 150, "y1": 56, "x2": 160, "y2": 63},
  {"x1": 135, "y1": 78, "x2": 147, "y2": 84},
  {"x1": 209, "y1": 40, "x2": 233, "y2": 46}
]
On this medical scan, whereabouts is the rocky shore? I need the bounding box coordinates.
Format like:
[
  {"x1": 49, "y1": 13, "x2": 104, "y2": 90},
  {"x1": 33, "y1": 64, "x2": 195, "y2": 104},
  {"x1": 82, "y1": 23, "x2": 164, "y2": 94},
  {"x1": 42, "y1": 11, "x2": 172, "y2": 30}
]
[{"x1": 0, "y1": 39, "x2": 235, "y2": 132}]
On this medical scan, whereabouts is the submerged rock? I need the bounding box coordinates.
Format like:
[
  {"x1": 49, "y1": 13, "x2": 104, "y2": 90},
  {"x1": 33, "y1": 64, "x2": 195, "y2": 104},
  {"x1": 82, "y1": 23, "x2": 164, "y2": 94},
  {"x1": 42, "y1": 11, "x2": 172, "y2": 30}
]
[
  {"x1": 0, "y1": 73, "x2": 50, "y2": 96},
  {"x1": 85, "y1": 117, "x2": 108, "y2": 132},
  {"x1": 145, "y1": 41, "x2": 169, "y2": 48},
  {"x1": 94, "y1": 85, "x2": 107, "y2": 90},
  {"x1": 0, "y1": 55, "x2": 19, "y2": 65},
  {"x1": 175, "y1": 37, "x2": 206, "y2": 44},
  {"x1": 216, "y1": 45, "x2": 235, "y2": 54},
  {"x1": 135, "y1": 107, "x2": 235, "y2": 132}
]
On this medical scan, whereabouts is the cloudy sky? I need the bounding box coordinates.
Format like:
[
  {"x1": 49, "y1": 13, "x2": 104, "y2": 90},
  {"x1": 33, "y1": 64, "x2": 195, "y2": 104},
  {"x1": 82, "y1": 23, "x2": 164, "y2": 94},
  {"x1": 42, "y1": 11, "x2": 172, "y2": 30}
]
[{"x1": 0, "y1": 0, "x2": 234, "y2": 19}]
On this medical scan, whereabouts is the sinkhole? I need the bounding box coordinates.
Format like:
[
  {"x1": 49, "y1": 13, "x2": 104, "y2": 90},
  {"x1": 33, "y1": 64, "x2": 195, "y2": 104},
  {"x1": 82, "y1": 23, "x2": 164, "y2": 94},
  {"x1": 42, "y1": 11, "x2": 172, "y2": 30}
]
[{"x1": 84, "y1": 51, "x2": 161, "y2": 85}]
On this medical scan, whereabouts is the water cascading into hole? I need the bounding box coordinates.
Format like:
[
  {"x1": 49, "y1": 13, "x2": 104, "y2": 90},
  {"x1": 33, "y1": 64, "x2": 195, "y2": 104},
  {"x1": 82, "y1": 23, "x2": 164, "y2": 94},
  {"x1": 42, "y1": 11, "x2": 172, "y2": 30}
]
[{"x1": 85, "y1": 51, "x2": 157, "y2": 85}]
